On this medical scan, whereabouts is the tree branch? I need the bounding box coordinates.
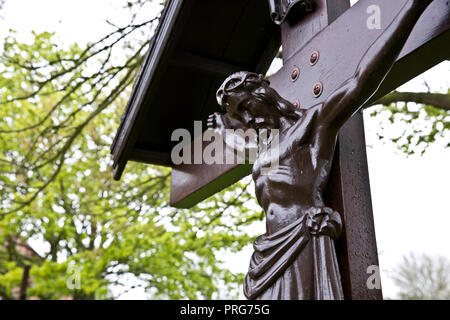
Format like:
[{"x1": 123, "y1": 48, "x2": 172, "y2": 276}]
[{"x1": 370, "y1": 91, "x2": 450, "y2": 111}]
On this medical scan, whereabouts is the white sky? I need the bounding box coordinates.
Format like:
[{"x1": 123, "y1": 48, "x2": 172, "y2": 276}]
[{"x1": 1, "y1": 0, "x2": 449, "y2": 300}]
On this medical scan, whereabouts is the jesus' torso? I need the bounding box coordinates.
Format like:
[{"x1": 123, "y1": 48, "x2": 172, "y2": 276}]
[{"x1": 252, "y1": 104, "x2": 337, "y2": 235}]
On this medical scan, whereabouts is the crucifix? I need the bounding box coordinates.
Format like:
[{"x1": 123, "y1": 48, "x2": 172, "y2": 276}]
[{"x1": 111, "y1": 0, "x2": 450, "y2": 299}]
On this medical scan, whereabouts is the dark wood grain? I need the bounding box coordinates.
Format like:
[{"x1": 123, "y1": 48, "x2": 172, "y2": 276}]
[{"x1": 325, "y1": 110, "x2": 381, "y2": 300}]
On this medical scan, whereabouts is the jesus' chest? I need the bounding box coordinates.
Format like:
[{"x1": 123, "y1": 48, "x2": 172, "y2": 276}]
[{"x1": 253, "y1": 143, "x2": 323, "y2": 188}]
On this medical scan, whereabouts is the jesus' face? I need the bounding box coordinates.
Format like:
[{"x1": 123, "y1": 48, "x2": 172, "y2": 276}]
[{"x1": 216, "y1": 74, "x2": 282, "y2": 130}]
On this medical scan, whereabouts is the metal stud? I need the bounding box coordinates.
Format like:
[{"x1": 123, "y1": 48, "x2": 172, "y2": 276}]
[
  {"x1": 310, "y1": 50, "x2": 319, "y2": 65},
  {"x1": 290, "y1": 66, "x2": 300, "y2": 82},
  {"x1": 313, "y1": 82, "x2": 323, "y2": 97}
]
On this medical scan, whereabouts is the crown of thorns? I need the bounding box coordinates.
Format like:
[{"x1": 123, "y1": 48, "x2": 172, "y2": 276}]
[{"x1": 217, "y1": 72, "x2": 270, "y2": 109}]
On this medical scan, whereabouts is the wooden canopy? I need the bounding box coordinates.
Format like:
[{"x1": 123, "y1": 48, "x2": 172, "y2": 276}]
[{"x1": 111, "y1": 0, "x2": 280, "y2": 180}]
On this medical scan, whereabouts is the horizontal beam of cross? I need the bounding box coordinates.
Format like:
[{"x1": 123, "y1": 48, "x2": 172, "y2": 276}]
[{"x1": 170, "y1": 0, "x2": 450, "y2": 208}]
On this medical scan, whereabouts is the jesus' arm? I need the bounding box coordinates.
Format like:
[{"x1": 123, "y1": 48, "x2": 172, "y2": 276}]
[{"x1": 318, "y1": 0, "x2": 433, "y2": 134}]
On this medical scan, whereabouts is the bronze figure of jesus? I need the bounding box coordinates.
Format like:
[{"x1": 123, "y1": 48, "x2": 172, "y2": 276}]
[{"x1": 207, "y1": 0, "x2": 433, "y2": 299}]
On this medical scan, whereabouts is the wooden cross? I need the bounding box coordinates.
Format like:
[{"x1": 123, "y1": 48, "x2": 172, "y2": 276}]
[{"x1": 111, "y1": 0, "x2": 450, "y2": 300}]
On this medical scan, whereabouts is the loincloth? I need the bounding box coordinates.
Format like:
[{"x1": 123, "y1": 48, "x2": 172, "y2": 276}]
[{"x1": 244, "y1": 206, "x2": 343, "y2": 300}]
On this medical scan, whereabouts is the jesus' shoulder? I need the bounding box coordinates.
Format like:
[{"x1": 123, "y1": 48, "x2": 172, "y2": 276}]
[{"x1": 281, "y1": 103, "x2": 337, "y2": 158}]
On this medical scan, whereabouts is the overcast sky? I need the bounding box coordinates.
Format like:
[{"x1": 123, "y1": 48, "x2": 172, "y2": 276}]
[{"x1": 1, "y1": 0, "x2": 449, "y2": 299}]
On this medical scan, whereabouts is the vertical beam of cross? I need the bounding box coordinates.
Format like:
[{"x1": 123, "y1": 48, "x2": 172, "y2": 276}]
[
  {"x1": 278, "y1": 0, "x2": 381, "y2": 300},
  {"x1": 326, "y1": 114, "x2": 382, "y2": 299},
  {"x1": 281, "y1": 0, "x2": 381, "y2": 300}
]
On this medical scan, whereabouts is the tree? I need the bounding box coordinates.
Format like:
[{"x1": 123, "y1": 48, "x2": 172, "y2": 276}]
[
  {"x1": 365, "y1": 88, "x2": 450, "y2": 155},
  {"x1": 0, "y1": 0, "x2": 448, "y2": 299},
  {"x1": 391, "y1": 253, "x2": 450, "y2": 300},
  {"x1": 0, "y1": 3, "x2": 262, "y2": 299}
]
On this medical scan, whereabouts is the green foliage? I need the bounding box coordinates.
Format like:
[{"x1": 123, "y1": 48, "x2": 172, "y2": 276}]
[
  {"x1": 0, "y1": 13, "x2": 263, "y2": 299},
  {"x1": 368, "y1": 96, "x2": 449, "y2": 155}
]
